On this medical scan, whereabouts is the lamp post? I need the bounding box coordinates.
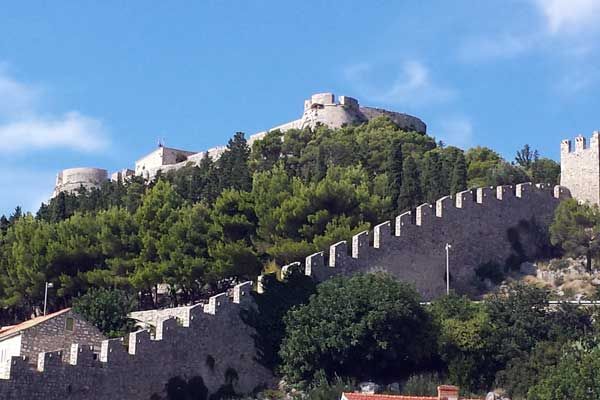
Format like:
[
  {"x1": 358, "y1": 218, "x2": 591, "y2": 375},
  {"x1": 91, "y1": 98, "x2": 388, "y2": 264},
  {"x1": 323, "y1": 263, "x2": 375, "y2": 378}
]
[
  {"x1": 445, "y1": 243, "x2": 452, "y2": 295},
  {"x1": 43, "y1": 282, "x2": 53, "y2": 316}
]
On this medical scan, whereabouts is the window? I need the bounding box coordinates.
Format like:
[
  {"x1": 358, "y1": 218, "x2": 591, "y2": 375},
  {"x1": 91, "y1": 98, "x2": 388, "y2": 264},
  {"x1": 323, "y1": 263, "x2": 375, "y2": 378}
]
[{"x1": 65, "y1": 317, "x2": 74, "y2": 332}]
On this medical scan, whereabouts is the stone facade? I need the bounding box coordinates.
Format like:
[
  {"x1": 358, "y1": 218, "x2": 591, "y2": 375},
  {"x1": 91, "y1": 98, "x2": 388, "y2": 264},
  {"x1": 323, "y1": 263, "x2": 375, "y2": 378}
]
[
  {"x1": 15, "y1": 309, "x2": 104, "y2": 365},
  {"x1": 134, "y1": 146, "x2": 197, "y2": 178},
  {"x1": 0, "y1": 282, "x2": 274, "y2": 400},
  {"x1": 52, "y1": 167, "x2": 108, "y2": 198},
  {"x1": 110, "y1": 168, "x2": 135, "y2": 183},
  {"x1": 275, "y1": 183, "x2": 570, "y2": 300},
  {"x1": 560, "y1": 132, "x2": 600, "y2": 205}
]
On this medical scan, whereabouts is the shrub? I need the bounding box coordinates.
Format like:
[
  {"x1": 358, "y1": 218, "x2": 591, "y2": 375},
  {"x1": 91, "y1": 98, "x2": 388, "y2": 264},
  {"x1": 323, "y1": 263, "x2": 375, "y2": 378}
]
[
  {"x1": 401, "y1": 372, "x2": 443, "y2": 396},
  {"x1": 475, "y1": 262, "x2": 505, "y2": 284}
]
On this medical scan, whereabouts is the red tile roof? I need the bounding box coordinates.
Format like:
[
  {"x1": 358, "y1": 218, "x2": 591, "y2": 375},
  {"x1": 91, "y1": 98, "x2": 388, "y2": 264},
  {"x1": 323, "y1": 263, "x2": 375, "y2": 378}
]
[
  {"x1": 343, "y1": 394, "x2": 436, "y2": 400},
  {"x1": 0, "y1": 308, "x2": 71, "y2": 339},
  {"x1": 341, "y1": 393, "x2": 482, "y2": 400}
]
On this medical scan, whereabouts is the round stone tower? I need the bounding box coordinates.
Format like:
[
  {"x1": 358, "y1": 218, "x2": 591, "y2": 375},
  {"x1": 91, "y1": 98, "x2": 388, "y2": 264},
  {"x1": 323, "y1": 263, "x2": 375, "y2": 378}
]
[
  {"x1": 52, "y1": 167, "x2": 108, "y2": 197},
  {"x1": 299, "y1": 92, "x2": 426, "y2": 133}
]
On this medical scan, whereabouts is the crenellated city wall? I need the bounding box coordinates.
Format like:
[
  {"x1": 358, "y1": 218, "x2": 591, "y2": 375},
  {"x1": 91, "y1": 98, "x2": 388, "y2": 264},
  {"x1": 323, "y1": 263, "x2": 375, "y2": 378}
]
[
  {"x1": 275, "y1": 183, "x2": 570, "y2": 299},
  {"x1": 2, "y1": 182, "x2": 572, "y2": 398},
  {"x1": 0, "y1": 282, "x2": 274, "y2": 400}
]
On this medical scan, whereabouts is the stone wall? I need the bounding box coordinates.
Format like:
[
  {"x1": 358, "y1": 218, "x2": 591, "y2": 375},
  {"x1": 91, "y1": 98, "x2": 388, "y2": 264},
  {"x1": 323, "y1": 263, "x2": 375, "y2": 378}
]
[
  {"x1": 275, "y1": 183, "x2": 569, "y2": 300},
  {"x1": 135, "y1": 147, "x2": 197, "y2": 177},
  {"x1": 0, "y1": 282, "x2": 274, "y2": 400},
  {"x1": 19, "y1": 310, "x2": 105, "y2": 364},
  {"x1": 560, "y1": 132, "x2": 600, "y2": 205},
  {"x1": 360, "y1": 106, "x2": 427, "y2": 134},
  {"x1": 52, "y1": 167, "x2": 108, "y2": 197}
]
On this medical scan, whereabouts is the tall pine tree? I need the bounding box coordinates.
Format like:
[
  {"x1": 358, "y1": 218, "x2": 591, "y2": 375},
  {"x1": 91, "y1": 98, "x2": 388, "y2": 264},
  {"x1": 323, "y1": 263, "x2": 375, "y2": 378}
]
[
  {"x1": 397, "y1": 155, "x2": 422, "y2": 212},
  {"x1": 450, "y1": 151, "x2": 468, "y2": 195},
  {"x1": 218, "y1": 132, "x2": 252, "y2": 192}
]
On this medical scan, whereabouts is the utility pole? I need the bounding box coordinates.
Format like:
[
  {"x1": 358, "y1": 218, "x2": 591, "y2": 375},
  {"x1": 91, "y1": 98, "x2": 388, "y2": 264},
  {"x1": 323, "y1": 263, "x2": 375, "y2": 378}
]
[
  {"x1": 43, "y1": 282, "x2": 53, "y2": 316},
  {"x1": 445, "y1": 243, "x2": 452, "y2": 295}
]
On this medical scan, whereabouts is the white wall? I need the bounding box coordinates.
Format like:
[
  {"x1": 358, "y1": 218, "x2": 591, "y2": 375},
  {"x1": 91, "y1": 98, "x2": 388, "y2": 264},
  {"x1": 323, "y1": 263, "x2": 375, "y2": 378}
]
[{"x1": 0, "y1": 335, "x2": 21, "y2": 363}]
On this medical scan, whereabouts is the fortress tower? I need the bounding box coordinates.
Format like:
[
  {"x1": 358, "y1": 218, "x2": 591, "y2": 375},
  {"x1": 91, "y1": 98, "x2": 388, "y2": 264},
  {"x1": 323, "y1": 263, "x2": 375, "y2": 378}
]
[
  {"x1": 253, "y1": 92, "x2": 427, "y2": 137},
  {"x1": 560, "y1": 132, "x2": 600, "y2": 205},
  {"x1": 52, "y1": 167, "x2": 108, "y2": 198}
]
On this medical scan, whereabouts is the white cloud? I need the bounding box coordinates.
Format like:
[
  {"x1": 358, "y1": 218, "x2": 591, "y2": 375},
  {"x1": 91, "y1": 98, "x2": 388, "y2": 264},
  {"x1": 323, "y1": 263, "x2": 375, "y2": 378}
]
[
  {"x1": 0, "y1": 65, "x2": 110, "y2": 214},
  {"x1": 459, "y1": 34, "x2": 537, "y2": 62},
  {"x1": 0, "y1": 112, "x2": 108, "y2": 152},
  {"x1": 343, "y1": 60, "x2": 454, "y2": 107},
  {"x1": 0, "y1": 67, "x2": 109, "y2": 153},
  {"x1": 533, "y1": 0, "x2": 600, "y2": 34},
  {"x1": 436, "y1": 116, "x2": 474, "y2": 149}
]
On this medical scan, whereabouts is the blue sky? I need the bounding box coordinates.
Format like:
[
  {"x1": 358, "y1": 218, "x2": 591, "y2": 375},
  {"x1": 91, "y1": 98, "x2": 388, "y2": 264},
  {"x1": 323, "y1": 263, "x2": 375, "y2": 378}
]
[{"x1": 1, "y1": 0, "x2": 599, "y2": 215}]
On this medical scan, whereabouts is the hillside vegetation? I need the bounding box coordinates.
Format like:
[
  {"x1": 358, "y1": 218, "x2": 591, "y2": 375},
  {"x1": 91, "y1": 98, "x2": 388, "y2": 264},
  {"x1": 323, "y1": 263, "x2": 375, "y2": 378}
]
[{"x1": 0, "y1": 117, "x2": 559, "y2": 322}]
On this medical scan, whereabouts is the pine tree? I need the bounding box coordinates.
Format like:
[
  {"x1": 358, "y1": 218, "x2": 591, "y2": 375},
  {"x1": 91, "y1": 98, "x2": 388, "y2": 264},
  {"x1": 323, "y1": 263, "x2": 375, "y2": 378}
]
[
  {"x1": 422, "y1": 151, "x2": 445, "y2": 202},
  {"x1": 397, "y1": 155, "x2": 422, "y2": 212},
  {"x1": 450, "y1": 152, "x2": 468, "y2": 195},
  {"x1": 388, "y1": 138, "x2": 403, "y2": 208},
  {"x1": 9, "y1": 206, "x2": 23, "y2": 224},
  {"x1": 515, "y1": 144, "x2": 539, "y2": 169},
  {"x1": 0, "y1": 215, "x2": 9, "y2": 234},
  {"x1": 218, "y1": 132, "x2": 252, "y2": 192}
]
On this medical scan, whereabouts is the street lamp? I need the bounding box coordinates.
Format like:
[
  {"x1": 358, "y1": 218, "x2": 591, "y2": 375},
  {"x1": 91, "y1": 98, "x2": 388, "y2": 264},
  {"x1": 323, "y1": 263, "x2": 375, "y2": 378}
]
[
  {"x1": 43, "y1": 282, "x2": 54, "y2": 316},
  {"x1": 445, "y1": 243, "x2": 452, "y2": 295}
]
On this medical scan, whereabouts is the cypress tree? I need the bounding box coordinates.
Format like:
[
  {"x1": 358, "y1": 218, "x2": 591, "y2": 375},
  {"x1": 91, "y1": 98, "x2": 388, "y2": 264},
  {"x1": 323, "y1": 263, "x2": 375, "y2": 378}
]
[
  {"x1": 450, "y1": 151, "x2": 468, "y2": 195},
  {"x1": 0, "y1": 215, "x2": 9, "y2": 234},
  {"x1": 313, "y1": 145, "x2": 328, "y2": 182},
  {"x1": 388, "y1": 138, "x2": 403, "y2": 208},
  {"x1": 198, "y1": 153, "x2": 219, "y2": 203},
  {"x1": 397, "y1": 155, "x2": 422, "y2": 212},
  {"x1": 422, "y1": 151, "x2": 445, "y2": 203}
]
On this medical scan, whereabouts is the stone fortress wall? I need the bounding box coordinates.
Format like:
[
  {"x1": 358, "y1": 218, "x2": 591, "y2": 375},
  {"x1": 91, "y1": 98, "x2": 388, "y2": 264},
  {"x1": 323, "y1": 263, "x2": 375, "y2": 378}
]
[
  {"x1": 52, "y1": 93, "x2": 426, "y2": 195},
  {"x1": 0, "y1": 282, "x2": 274, "y2": 400},
  {"x1": 560, "y1": 132, "x2": 600, "y2": 206},
  {"x1": 270, "y1": 183, "x2": 570, "y2": 300},
  {"x1": 0, "y1": 183, "x2": 572, "y2": 399},
  {"x1": 52, "y1": 168, "x2": 108, "y2": 197}
]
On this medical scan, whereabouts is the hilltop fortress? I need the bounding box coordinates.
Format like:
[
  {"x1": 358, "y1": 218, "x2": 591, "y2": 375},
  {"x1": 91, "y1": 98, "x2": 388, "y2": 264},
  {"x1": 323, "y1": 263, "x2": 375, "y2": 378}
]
[
  {"x1": 20, "y1": 91, "x2": 600, "y2": 399},
  {"x1": 52, "y1": 92, "x2": 426, "y2": 196}
]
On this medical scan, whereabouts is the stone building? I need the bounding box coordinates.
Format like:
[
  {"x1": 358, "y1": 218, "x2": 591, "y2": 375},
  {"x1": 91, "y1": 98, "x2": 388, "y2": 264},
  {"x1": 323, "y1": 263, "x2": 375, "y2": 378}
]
[
  {"x1": 341, "y1": 385, "x2": 481, "y2": 400},
  {"x1": 0, "y1": 308, "x2": 105, "y2": 365},
  {"x1": 134, "y1": 145, "x2": 197, "y2": 178},
  {"x1": 251, "y1": 92, "x2": 426, "y2": 139},
  {"x1": 0, "y1": 282, "x2": 273, "y2": 400},
  {"x1": 52, "y1": 92, "x2": 426, "y2": 195},
  {"x1": 560, "y1": 131, "x2": 600, "y2": 205},
  {"x1": 52, "y1": 167, "x2": 108, "y2": 198}
]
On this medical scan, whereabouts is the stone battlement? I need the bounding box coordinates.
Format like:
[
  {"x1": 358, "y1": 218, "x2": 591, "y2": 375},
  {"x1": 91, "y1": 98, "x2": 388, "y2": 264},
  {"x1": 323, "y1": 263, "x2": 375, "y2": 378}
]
[
  {"x1": 265, "y1": 183, "x2": 569, "y2": 299},
  {"x1": 561, "y1": 132, "x2": 600, "y2": 205},
  {"x1": 0, "y1": 282, "x2": 273, "y2": 400}
]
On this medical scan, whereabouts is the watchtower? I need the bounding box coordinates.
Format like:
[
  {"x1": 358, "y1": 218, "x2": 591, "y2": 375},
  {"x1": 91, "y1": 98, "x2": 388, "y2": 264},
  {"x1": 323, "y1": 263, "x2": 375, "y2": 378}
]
[{"x1": 560, "y1": 132, "x2": 600, "y2": 205}]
